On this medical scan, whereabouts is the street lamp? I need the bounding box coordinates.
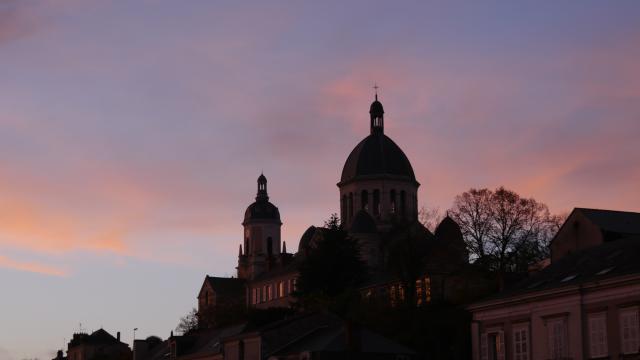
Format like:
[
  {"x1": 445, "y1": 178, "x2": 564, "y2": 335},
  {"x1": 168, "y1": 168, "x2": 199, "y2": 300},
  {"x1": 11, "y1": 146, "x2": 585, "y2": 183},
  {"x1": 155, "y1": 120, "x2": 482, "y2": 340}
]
[{"x1": 133, "y1": 328, "x2": 138, "y2": 360}]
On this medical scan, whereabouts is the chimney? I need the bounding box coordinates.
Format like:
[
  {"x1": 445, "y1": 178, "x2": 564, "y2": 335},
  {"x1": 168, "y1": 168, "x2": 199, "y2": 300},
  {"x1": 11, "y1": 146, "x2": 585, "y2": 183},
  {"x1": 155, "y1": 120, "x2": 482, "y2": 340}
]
[
  {"x1": 56, "y1": 350, "x2": 63, "y2": 360},
  {"x1": 117, "y1": 331, "x2": 120, "y2": 341}
]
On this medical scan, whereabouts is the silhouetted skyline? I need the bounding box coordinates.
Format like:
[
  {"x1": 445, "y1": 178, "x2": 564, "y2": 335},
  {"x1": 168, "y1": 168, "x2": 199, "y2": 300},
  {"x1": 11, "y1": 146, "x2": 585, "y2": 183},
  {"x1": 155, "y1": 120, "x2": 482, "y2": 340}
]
[{"x1": 1, "y1": 1, "x2": 639, "y2": 359}]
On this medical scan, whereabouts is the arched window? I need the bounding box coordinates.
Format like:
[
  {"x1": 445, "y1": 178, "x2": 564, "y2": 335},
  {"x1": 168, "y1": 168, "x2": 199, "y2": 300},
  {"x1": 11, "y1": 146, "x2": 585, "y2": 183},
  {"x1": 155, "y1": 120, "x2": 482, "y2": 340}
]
[
  {"x1": 400, "y1": 191, "x2": 406, "y2": 217},
  {"x1": 267, "y1": 237, "x2": 273, "y2": 256},
  {"x1": 390, "y1": 190, "x2": 396, "y2": 214},
  {"x1": 341, "y1": 195, "x2": 347, "y2": 223},
  {"x1": 361, "y1": 190, "x2": 369, "y2": 210},
  {"x1": 373, "y1": 189, "x2": 380, "y2": 216}
]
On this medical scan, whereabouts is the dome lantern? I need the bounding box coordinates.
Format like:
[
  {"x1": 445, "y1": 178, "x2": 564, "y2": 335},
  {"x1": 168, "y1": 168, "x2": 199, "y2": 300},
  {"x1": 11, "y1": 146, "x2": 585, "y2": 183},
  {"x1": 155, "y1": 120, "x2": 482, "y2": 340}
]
[
  {"x1": 256, "y1": 173, "x2": 268, "y2": 201},
  {"x1": 369, "y1": 87, "x2": 385, "y2": 135}
]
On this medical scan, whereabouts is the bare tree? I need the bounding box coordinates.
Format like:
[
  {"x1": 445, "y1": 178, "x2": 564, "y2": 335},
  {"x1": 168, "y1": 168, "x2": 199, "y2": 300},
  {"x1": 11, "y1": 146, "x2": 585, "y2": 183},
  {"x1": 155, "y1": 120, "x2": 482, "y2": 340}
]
[
  {"x1": 176, "y1": 308, "x2": 199, "y2": 335},
  {"x1": 418, "y1": 206, "x2": 445, "y2": 232},
  {"x1": 449, "y1": 188, "x2": 493, "y2": 261},
  {"x1": 449, "y1": 187, "x2": 561, "y2": 273}
]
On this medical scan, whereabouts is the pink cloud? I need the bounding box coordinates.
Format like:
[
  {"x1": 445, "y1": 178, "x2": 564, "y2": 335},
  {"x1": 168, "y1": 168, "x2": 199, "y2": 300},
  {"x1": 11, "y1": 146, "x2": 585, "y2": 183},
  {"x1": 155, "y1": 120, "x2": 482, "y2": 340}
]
[{"x1": 0, "y1": 254, "x2": 67, "y2": 277}]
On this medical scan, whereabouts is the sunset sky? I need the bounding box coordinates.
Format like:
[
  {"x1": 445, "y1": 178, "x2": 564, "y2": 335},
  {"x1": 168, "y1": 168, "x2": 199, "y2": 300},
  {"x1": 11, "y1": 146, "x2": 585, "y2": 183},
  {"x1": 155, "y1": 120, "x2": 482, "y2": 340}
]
[{"x1": 1, "y1": 1, "x2": 639, "y2": 359}]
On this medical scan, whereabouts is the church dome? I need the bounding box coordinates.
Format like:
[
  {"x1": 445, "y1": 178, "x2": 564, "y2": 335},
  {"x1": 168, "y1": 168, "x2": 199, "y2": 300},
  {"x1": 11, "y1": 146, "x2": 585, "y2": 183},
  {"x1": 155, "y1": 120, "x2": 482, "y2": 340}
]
[
  {"x1": 297, "y1": 225, "x2": 317, "y2": 253},
  {"x1": 350, "y1": 210, "x2": 377, "y2": 233},
  {"x1": 243, "y1": 173, "x2": 281, "y2": 224},
  {"x1": 340, "y1": 96, "x2": 416, "y2": 184},
  {"x1": 340, "y1": 133, "x2": 416, "y2": 183},
  {"x1": 244, "y1": 201, "x2": 280, "y2": 223}
]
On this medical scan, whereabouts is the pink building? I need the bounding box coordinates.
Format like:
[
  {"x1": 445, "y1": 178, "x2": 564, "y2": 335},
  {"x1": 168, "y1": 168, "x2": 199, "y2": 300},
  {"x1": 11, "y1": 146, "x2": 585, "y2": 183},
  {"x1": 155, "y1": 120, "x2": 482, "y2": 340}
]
[{"x1": 468, "y1": 208, "x2": 640, "y2": 360}]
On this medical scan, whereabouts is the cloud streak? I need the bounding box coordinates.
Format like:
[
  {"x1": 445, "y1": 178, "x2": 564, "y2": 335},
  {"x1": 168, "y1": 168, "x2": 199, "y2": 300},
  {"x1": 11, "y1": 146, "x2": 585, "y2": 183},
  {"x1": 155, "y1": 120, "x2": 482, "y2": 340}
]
[{"x1": 0, "y1": 254, "x2": 67, "y2": 277}]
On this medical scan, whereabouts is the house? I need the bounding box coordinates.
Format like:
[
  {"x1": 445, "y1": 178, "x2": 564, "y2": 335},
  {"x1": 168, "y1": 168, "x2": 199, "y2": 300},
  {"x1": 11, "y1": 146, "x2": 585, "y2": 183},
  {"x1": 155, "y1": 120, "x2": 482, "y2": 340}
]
[
  {"x1": 468, "y1": 208, "x2": 640, "y2": 360},
  {"x1": 66, "y1": 329, "x2": 131, "y2": 360}
]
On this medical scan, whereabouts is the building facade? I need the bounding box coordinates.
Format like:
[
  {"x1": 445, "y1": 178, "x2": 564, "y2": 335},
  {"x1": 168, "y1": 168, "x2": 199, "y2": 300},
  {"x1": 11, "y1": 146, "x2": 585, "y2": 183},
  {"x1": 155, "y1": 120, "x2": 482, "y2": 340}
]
[{"x1": 468, "y1": 208, "x2": 640, "y2": 360}]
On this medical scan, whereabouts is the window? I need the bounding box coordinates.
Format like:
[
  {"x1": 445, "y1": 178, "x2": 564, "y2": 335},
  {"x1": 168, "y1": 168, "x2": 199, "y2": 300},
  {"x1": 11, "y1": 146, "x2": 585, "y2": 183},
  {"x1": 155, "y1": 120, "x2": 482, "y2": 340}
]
[
  {"x1": 390, "y1": 285, "x2": 397, "y2": 307},
  {"x1": 400, "y1": 190, "x2": 406, "y2": 217},
  {"x1": 341, "y1": 195, "x2": 347, "y2": 223},
  {"x1": 348, "y1": 193, "x2": 354, "y2": 220},
  {"x1": 588, "y1": 312, "x2": 608, "y2": 358},
  {"x1": 278, "y1": 281, "x2": 285, "y2": 298},
  {"x1": 547, "y1": 317, "x2": 568, "y2": 359},
  {"x1": 262, "y1": 286, "x2": 267, "y2": 302},
  {"x1": 267, "y1": 237, "x2": 273, "y2": 256},
  {"x1": 424, "y1": 276, "x2": 432, "y2": 303},
  {"x1": 293, "y1": 278, "x2": 298, "y2": 291},
  {"x1": 512, "y1": 325, "x2": 529, "y2": 360},
  {"x1": 288, "y1": 279, "x2": 293, "y2": 294},
  {"x1": 267, "y1": 284, "x2": 273, "y2": 301},
  {"x1": 251, "y1": 288, "x2": 257, "y2": 305},
  {"x1": 480, "y1": 330, "x2": 505, "y2": 360},
  {"x1": 361, "y1": 190, "x2": 369, "y2": 210},
  {"x1": 620, "y1": 307, "x2": 639, "y2": 355},
  {"x1": 416, "y1": 279, "x2": 423, "y2": 305},
  {"x1": 390, "y1": 190, "x2": 396, "y2": 213},
  {"x1": 373, "y1": 189, "x2": 380, "y2": 216}
]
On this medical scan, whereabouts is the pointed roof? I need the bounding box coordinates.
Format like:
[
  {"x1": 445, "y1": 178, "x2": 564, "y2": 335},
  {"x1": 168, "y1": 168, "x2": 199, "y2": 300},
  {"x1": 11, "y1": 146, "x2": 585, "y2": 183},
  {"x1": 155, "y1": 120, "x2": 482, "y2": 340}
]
[{"x1": 577, "y1": 208, "x2": 640, "y2": 235}]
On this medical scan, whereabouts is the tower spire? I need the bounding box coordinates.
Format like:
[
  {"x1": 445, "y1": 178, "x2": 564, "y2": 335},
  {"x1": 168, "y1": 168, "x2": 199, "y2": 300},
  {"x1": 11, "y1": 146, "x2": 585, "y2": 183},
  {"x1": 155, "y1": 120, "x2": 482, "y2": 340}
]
[
  {"x1": 369, "y1": 85, "x2": 384, "y2": 135},
  {"x1": 256, "y1": 173, "x2": 268, "y2": 201}
]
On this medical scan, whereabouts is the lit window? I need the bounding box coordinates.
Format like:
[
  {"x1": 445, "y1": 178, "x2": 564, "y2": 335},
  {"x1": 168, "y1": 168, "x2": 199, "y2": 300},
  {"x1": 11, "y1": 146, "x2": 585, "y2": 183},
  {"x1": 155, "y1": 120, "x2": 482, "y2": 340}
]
[
  {"x1": 547, "y1": 317, "x2": 568, "y2": 359},
  {"x1": 390, "y1": 285, "x2": 397, "y2": 307},
  {"x1": 512, "y1": 325, "x2": 529, "y2": 360},
  {"x1": 278, "y1": 281, "x2": 285, "y2": 298},
  {"x1": 262, "y1": 286, "x2": 267, "y2": 302},
  {"x1": 620, "y1": 307, "x2": 639, "y2": 355},
  {"x1": 416, "y1": 279, "x2": 423, "y2": 305},
  {"x1": 424, "y1": 276, "x2": 431, "y2": 303},
  {"x1": 480, "y1": 329, "x2": 505, "y2": 360},
  {"x1": 267, "y1": 285, "x2": 273, "y2": 301},
  {"x1": 293, "y1": 278, "x2": 298, "y2": 291}
]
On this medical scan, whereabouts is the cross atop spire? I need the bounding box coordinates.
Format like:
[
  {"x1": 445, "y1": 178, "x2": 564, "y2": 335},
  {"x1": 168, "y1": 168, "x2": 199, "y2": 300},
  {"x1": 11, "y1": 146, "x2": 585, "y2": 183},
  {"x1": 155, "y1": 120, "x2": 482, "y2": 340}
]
[{"x1": 373, "y1": 83, "x2": 379, "y2": 101}]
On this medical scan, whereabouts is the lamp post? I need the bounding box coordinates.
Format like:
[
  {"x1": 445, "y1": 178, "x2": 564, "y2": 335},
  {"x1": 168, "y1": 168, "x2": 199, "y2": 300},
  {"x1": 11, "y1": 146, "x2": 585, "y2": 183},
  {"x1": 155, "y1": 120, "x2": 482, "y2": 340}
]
[{"x1": 133, "y1": 328, "x2": 138, "y2": 360}]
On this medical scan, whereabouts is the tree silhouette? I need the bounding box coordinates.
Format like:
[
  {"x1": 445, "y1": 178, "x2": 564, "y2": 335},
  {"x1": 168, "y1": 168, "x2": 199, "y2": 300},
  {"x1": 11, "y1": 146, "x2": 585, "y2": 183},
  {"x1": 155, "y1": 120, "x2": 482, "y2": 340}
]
[
  {"x1": 449, "y1": 187, "x2": 564, "y2": 275},
  {"x1": 295, "y1": 214, "x2": 367, "y2": 311}
]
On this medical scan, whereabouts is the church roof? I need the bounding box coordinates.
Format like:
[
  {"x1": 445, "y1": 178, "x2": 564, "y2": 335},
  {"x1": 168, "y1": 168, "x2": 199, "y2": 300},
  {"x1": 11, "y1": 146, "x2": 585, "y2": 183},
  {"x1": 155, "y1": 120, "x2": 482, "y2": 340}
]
[
  {"x1": 298, "y1": 226, "x2": 317, "y2": 253},
  {"x1": 203, "y1": 276, "x2": 246, "y2": 296},
  {"x1": 340, "y1": 97, "x2": 416, "y2": 185},
  {"x1": 434, "y1": 215, "x2": 463, "y2": 241},
  {"x1": 244, "y1": 200, "x2": 281, "y2": 223},
  {"x1": 340, "y1": 133, "x2": 416, "y2": 184},
  {"x1": 244, "y1": 174, "x2": 281, "y2": 224}
]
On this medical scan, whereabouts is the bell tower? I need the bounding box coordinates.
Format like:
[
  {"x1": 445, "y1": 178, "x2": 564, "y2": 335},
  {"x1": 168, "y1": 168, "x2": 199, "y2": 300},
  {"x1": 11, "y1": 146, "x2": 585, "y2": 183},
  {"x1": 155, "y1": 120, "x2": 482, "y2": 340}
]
[{"x1": 237, "y1": 174, "x2": 282, "y2": 280}]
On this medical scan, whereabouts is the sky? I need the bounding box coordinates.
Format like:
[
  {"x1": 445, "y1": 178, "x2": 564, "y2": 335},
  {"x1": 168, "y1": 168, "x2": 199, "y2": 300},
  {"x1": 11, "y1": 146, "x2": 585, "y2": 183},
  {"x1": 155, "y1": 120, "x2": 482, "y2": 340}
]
[{"x1": 1, "y1": 1, "x2": 639, "y2": 358}]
